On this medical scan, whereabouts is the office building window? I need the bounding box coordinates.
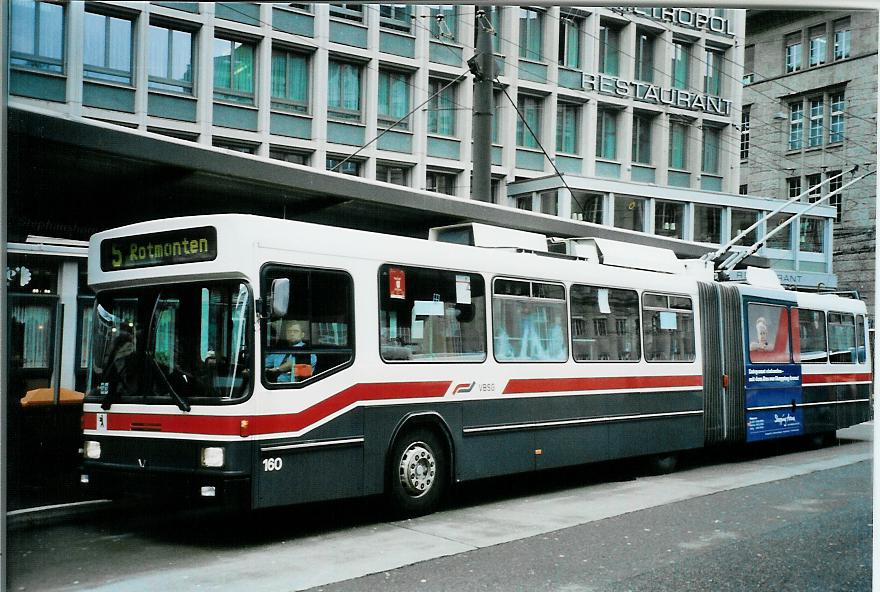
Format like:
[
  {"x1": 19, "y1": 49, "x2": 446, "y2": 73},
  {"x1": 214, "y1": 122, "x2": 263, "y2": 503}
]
[
  {"x1": 806, "y1": 173, "x2": 821, "y2": 203},
  {"x1": 614, "y1": 196, "x2": 645, "y2": 232},
  {"x1": 799, "y1": 217, "x2": 824, "y2": 253},
  {"x1": 516, "y1": 95, "x2": 542, "y2": 149},
  {"x1": 148, "y1": 23, "x2": 194, "y2": 94},
  {"x1": 514, "y1": 194, "x2": 533, "y2": 210},
  {"x1": 788, "y1": 103, "x2": 803, "y2": 150},
  {"x1": 655, "y1": 201, "x2": 684, "y2": 239},
  {"x1": 596, "y1": 108, "x2": 617, "y2": 160},
  {"x1": 379, "y1": 4, "x2": 411, "y2": 32},
  {"x1": 556, "y1": 101, "x2": 580, "y2": 155},
  {"x1": 694, "y1": 205, "x2": 721, "y2": 244},
  {"x1": 571, "y1": 192, "x2": 603, "y2": 224},
  {"x1": 269, "y1": 149, "x2": 310, "y2": 165},
  {"x1": 327, "y1": 157, "x2": 361, "y2": 176},
  {"x1": 829, "y1": 92, "x2": 845, "y2": 143},
  {"x1": 632, "y1": 113, "x2": 652, "y2": 165},
  {"x1": 558, "y1": 14, "x2": 581, "y2": 69},
  {"x1": 271, "y1": 47, "x2": 309, "y2": 113},
  {"x1": 634, "y1": 29, "x2": 654, "y2": 83},
  {"x1": 518, "y1": 8, "x2": 543, "y2": 61},
  {"x1": 428, "y1": 77, "x2": 456, "y2": 136},
  {"x1": 378, "y1": 69, "x2": 410, "y2": 129},
  {"x1": 84, "y1": 10, "x2": 134, "y2": 84},
  {"x1": 598, "y1": 22, "x2": 620, "y2": 76},
  {"x1": 328, "y1": 59, "x2": 362, "y2": 121},
  {"x1": 785, "y1": 33, "x2": 802, "y2": 73},
  {"x1": 377, "y1": 164, "x2": 409, "y2": 186},
  {"x1": 213, "y1": 138, "x2": 256, "y2": 153},
  {"x1": 426, "y1": 170, "x2": 457, "y2": 195},
  {"x1": 701, "y1": 127, "x2": 720, "y2": 175},
  {"x1": 491, "y1": 90, "x2": 501, "y2": 143},
  {"x1": 834, "y1": 18, "x2": 851, "y2": 60},
  {"x1": 704, "y1": 49, "x2": 722, "y2": 95},
  {"x1": 329, "y1": 4, "x2": 363, "y2": 23},
  {"x1": 808, "y1": 24, "x2": 826, "y2": 67},
  {"x1": 213, "y1": 37, "x2": 255, "y2": 104},
  {"x1": 668, "y1": 120, "x2": 688, "y2": 169},
  {"x1": 743, "y1": 44, "x2": 755, "y2": 84},
  {"x1": 740, "y1": 184, "x2": 748, "y2": 195},
  {"x1": 731, "y1": 209, "x2": 758, "y2": 246},
  {"x1": 787, "y1": 176, "x2": 802, "y2": 199},
  {"x1": 808, "y1": 97, "x2": 824, "y2": 147},
  {"x1": 766, "y1": 214, "x2": 793, "y2": 250},
  {"x1": 540, "y1": 191, "x2": 557, "y2": 216},
  {"x1": 671, "y1": 41, "x2": 689, "y2": 89},
  {"x1": 740, "y1": 108, "x2": 750, "y2": 160},
  {"x1": 11, "y1": 0, "x2": 64, "y2": 73},
  {"x1": 827, "y1": 170, "x2": 843, "y2": 222},
  {"x1": 429, "y1": 5, "x2": 456, "y2": 41}
]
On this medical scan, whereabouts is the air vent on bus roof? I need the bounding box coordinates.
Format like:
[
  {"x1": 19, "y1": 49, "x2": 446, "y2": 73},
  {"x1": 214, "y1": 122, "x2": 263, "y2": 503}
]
[
  {"x1": 557, "y1": 237, "x2": 685, "y2": 274},
  {"x1": 429, "y1": 223, "x2": 548, "y2": 252}
]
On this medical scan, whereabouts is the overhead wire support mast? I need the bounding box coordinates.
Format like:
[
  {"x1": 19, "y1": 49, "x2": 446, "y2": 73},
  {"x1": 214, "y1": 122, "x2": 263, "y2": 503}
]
[
  {"x1": 717, "y1": 167, "x2": 875, "y2": 275},
  {"x1": 702, "y1": 166, "x2": 857, "y2": 268}
]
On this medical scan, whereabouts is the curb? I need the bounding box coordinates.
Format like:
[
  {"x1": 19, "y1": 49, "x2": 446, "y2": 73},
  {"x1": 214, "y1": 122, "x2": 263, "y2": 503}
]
[{"x1": 6, "y1": 499, "x2": 118, "y2": 531}]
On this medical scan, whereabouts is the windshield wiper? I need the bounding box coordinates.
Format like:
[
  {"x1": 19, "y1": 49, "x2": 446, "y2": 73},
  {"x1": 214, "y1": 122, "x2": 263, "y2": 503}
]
[{"x1": 146, "y1": 352, "x2": 191, "y2": 413}]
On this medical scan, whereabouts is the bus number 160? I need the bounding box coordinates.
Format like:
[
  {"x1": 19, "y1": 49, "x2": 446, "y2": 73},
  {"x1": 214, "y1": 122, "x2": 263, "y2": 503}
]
[{"x1": 263, "y1": 457, "x2": 283, "y2": 472}]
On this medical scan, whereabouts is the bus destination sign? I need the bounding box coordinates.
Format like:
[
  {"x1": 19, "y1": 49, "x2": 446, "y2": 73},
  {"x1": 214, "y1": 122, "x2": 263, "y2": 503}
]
[{"x1": 100, "y1": 226, "x2": 218, "y2": 271}]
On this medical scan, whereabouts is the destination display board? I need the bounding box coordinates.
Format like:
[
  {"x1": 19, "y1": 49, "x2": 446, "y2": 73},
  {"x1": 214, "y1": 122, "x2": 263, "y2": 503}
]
[{"x1": 100, "y1": 226, "x2": 217, "y2": 271}]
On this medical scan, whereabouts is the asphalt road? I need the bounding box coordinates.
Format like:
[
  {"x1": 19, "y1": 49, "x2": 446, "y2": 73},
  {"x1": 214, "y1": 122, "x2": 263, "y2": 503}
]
[
  {"x1": 307, "y1": 460, "x2": 871, "y2": 592},
  {"x1": 5, "y1": 424, "x2": 872, "y2": 592}
]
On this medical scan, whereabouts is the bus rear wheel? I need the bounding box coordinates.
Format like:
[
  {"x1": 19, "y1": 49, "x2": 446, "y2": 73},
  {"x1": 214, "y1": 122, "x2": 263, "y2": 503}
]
[{"x1": 388, "y1": 428, "x2": 447, "y2": 517}]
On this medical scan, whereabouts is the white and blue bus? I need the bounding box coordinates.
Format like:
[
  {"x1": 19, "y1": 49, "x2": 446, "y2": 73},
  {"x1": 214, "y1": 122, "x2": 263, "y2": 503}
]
[{"x1": 81, "y1": 215, "x2": 872, "y2": 515}]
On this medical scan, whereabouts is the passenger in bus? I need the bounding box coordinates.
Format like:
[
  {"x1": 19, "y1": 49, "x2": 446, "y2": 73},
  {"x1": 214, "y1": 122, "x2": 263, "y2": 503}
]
[
  {"x1": 266, "y1": 321, "x2": 317, "y2": 382},
  {"x1": 749, "y1": 316, "x2": 771, "y2": 352}
]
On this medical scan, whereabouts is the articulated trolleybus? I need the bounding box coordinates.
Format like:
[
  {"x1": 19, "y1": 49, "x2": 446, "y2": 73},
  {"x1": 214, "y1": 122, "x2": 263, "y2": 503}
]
[{"x1": 81, "y1": 215, "x2": 872, "y2": 515}]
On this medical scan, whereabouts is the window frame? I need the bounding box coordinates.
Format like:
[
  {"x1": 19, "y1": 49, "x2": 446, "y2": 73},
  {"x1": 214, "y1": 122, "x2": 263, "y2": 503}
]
[
  {"x1": 260, "y1": 264, "x2": 355, "y2": 389},
  {"x1": 148, "y1": 20, "x2": 196, "y2": 95},
  {"x1": 516, "y1": 94, "x2": 542, "y2": 149},
  {"x1": 379, "y1": 5, "x2": 412, "y2": 33},
  {"x1": 83, "y1": 9, "x2": 136, "y2": 85},
  {"x1": 212, "y1": 35, "x2": 256, "y2": 105},
  {"x1": 427, "y1": 76, "x2": 457, "y2": 136},
  {"x1": 10, "y1": 0, "x2": 65, "y2": 73},
  {"x1": 518, "y1": 7, "x2": 544, "y2": 62},
  {"x1": 327, "y1": 58, "x2": 363, "y2": 122},
  {"x1": 270, "y1": 46, "x2": 310, "y2": 114},
  {"x1": 556, "y1": 101, "x2": 580, "y2": 155},
  {"x1": 558, "y1": 14, "x2": 582, "y2": 69},
  {"x1": 377, "y1": 67, "x2": 412, "y2": 130}
]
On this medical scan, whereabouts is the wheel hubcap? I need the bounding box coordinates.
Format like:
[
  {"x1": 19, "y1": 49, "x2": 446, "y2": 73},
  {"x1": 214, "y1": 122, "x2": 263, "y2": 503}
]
[{"x1": 398, "y1": 442, "x2": 436, "y2": 497}]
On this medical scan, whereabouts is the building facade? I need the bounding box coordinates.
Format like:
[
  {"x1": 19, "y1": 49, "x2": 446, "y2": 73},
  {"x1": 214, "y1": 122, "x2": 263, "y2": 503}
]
[{"x1": 741, "y1": 9, "x2": 877, "y2": 314}]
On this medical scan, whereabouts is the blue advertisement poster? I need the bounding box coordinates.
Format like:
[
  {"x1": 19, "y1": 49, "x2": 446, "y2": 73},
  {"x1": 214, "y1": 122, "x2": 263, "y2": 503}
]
[{"x1": 745, "y1": 364, "x2": 803, "y2": 442}]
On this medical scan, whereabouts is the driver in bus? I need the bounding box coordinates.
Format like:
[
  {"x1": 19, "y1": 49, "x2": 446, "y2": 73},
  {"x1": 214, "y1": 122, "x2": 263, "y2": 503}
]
[{"x1": 266, "y1": 320, "x2": 317, "y2": 382}]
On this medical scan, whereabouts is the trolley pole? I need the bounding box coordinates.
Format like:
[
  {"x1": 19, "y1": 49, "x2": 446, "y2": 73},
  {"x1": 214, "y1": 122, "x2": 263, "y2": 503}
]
[{"x1": 470, "y1": 5, "x2": 494, "y2": 203}]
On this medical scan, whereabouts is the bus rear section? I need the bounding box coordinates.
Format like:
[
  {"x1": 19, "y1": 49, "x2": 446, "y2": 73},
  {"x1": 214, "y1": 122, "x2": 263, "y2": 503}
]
[{"x1": 699, "y1": 283, "x2": 871, "y2": 446}]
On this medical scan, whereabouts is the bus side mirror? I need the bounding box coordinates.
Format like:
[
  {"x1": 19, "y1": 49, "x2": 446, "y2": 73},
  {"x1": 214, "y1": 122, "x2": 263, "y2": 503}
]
[{"x1": 269, "y1": 278, "x2": 290, "y2": 319}]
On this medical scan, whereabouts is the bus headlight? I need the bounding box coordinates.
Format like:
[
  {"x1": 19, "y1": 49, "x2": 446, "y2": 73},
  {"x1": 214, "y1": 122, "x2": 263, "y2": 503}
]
[
  {"x1": 84, "y1": 440, "x2": 102, "y2": 460},
  {"x1": 201, "y1": 447, "x2": 225, "y2": 468}
]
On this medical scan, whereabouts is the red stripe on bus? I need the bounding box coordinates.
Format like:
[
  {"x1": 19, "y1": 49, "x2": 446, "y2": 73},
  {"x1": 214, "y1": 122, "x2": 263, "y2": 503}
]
[
  {"x1": 802, "y1": 373, "x2": 872, "y2": 384},
  {"x1": 503, "y1": 375, "x2": 703, "y2": 395},
  {"x1": 82, "y1": 381, "x2": 451, "y2": 436}
]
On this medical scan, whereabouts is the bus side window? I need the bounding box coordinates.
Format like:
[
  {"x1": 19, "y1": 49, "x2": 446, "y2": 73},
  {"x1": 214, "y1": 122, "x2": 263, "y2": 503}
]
[
  {"x1": 570, "y1": 285, "x2": 640, "y2": 362},
  {"x1": 856, "y1": 315, "x2": 867, "y2": 364},
  {"x1": 794, "y1": 308, "x2": 827, "y2": 364},
  {"x1": 828, "y1": 312, "x2": 856, "y2": 364},
  {"x1": 492, "y1": 279, "x2": 567, "y2": 362},
  {"x1": 642, "y1": 293, "x2": 695, "y2": 362},
  {"x1": 261, "y1": 266, "x2": 353, "y2": 386},
  {"x1": 746, "y1": 303, "x2": 790, "y2": 364}
]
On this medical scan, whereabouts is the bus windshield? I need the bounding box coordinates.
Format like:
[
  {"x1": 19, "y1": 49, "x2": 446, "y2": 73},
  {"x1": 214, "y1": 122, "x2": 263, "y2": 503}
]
[{"x1": 86, "y1": 281, "x2": 253, "y2": 407}]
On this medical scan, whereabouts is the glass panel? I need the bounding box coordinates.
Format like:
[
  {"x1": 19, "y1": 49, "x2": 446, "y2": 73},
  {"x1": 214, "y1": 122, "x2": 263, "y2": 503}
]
[
  {"x1": 704, "y1": 49, "x2": 721, "y2": 95},
  {"x1": 596, "y1": 109, "x2": 617, "y2": 160},
  {"x1": 747, "y1": 303, "x2": 791, "y2": 364},
  {"x1": 809, "y1": 25, "x2": 826, "y2": 66},
  {"x1": 730, "y1": 209, "x2": 758, "y2": 245},
  {"x1": 799, "y1": 217, "x2": 824, "y2": 252},
  {"x1": 668, "y1": 121, "x2": 687, "y2": 169},
  {"x1": 38, "y1": 1, "x2": 64, "y2": 61},
  {"x1": 789, "y1": 103, "x2": 803, "y2": 150},
  {"x1": 828, "y1": 312, "x2": 856, "y2": 363},
  {"x1": 83, "y1": 12, "x2": 106, "y2": 68},
  {"x1": 808, "y1": 98, "x2": 824, "y2": 147},
  {"x1": 429, "y1": 5, "x2": 456, "y2": 40},
  {"x1": 701, "y1": 127, "x2": 720, "y2": 174},
  {"x1": 493, "y1": 280, "x2": 567, "y2": 362},
  {"x1": 516, "y1": 95, "x2": 541, "y2": 148},
  {"x1": 10, "y1": 300, "x2": 54, "y2": 369},
  {"x1": 599, "y1": 24, "x2": 619, "y2": 75},
  {"x1": 571, "y1": 285, "x2": 640, "y2": 361},
  {"x1": 263, "y1": 268, "x2": 353, "y2": 382},
  {"x1": 654, "y1": 201, "x2": 684, "y2": 239},
  {"x1": 571, "y1": 193, "x2": 603, "y2": 223},
  {"x1": 671, "y1": 41, "x2": 689, "y2": 89},
  {"x1": 856, "y1": 315, "x2": 867, "y2": 363},
  {"x1": 694, "y1": 205, "x2": 721, "y2": 244},
  {"x1": 556, "y1": 102, "x2": 579, "y2": 154},
  {"x1": 632, "y1": 114, "x2": 651, "y2": 164},
  {"x1": 107, "y1": 16, "x2": 132, "y2": 73},
  {"x1": 213, "y1": 38, "x2": 232, "y2": 90},
  {"x1": 614, "y1": 196, "x2": 645, "y2": 232},
  {"x1": 11, "y1": 0, "x2": 36, "y2": 55},
  {"x1": 635, "y1": 30, "x2": 653, "y2": 82},
  {"x1": 795, "y1": 309, "x2": 827, "y2": 363},
  {"x1": 766, "y1": 214, "x2": 792, "y2": 250},
  {"x1": 379, "y1": 266, "x2": 485, "y2": 362},
  {"x1": 642, "y1": 294, "x2": 695, "y2": 362},
  {"x1": 171, "y1": 29, "x2": 193, "y2": 83},
  {"x1": 86, "y1": 282, "x2": 252, "y2": 403},
  {"x1": 232, "y1": 41, "x2": 254, "y2": 93},
  {"x1": 518, "y1": 8, "x2": 542, "y2": 61},
  {"x1": 829, "y1": 93, "x2": 845, "y2": 143},
  {"x1": 148, "y1": 25, "x2": 169, "y2": 79}
]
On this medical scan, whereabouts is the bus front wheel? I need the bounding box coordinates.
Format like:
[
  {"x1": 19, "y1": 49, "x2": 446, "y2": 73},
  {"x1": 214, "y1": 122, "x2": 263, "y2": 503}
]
[{"x1": 388, "y1": 428, "x2": 447, "y2": 517}]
